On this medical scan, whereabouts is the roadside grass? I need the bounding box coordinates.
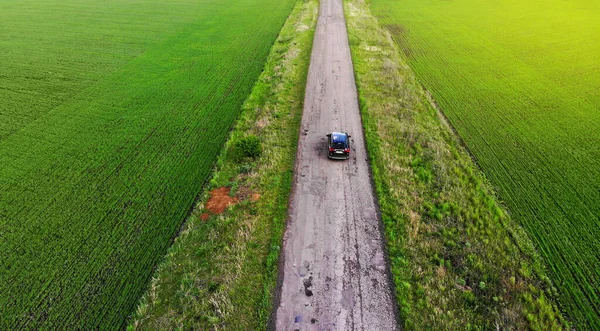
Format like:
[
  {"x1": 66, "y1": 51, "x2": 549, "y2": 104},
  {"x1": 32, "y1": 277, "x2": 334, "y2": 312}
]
[
  {"x1": 344, "y1": 0, "x2": 566, "y2": 329},
  {"x1": 128, "y1": 1, "x2": 318, "y2": 329}
]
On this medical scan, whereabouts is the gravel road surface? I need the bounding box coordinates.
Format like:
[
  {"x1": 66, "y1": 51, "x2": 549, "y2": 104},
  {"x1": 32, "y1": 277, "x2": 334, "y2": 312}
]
[{"x1": 274, "y1": 0, "x2": 399, "y2": 329}]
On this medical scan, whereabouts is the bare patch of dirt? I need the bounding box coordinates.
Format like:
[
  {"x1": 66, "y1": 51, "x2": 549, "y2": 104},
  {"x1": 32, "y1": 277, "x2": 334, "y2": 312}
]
[
  {"x1": 202, "y1": 186, "x2": 261, "y2": 219},
  {"x1": 206, "y1": 187, "x2": 239, "y2": 214}
]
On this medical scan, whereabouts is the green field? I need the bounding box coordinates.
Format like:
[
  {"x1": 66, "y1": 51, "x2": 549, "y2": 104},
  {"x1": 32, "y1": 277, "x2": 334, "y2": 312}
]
[
  {"x1": 370, "y1": 0, "x2": 600, "y2": 328},
  {"x1": 0, "y1": 0, "x2": 295, "y2": 328}
]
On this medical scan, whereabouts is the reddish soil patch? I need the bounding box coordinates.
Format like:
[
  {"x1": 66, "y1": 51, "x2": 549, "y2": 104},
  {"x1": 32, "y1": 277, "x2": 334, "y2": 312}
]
[
  {"x1": 200, "y1": 213, "x2": 210, "y2": 221},
  {"x1": 206, "y1": 187, "x2": 239, "y2": 214},
  {"x1": 251, "y1": 193, "x2": 261, "y2": 201}
]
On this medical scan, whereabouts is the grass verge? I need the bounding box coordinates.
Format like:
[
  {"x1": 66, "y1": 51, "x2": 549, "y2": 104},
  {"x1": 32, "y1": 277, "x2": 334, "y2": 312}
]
[
  {"x1": 344, "y1": 0, "x2": 567, "y2": 329},
  {"x1": 127, "y1": 0, "x2": 318, "y2": 329}
]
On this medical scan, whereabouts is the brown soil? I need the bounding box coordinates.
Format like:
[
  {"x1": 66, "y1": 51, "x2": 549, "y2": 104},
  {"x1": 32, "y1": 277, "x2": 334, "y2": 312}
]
[
  {"x1": 206, "y1": 187, "x2": 239, "y2": 214},
  {"x1": 200, "y1": 213, "x2": 210, "y2": 221}
]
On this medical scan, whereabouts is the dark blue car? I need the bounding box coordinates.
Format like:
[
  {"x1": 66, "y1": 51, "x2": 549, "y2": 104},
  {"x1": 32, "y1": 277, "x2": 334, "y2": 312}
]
[{"x1": 326, "y1": 132, "x2": 351, "y2": 160}]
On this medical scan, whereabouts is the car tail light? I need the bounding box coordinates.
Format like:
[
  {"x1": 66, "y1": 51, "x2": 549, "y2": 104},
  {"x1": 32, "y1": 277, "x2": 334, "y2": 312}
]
[
  {"x1": 344, "y1": 148, "x2": 350, "y2": 153},
  {"x1": 329, "y1": 147, "x2": 335, "y2": 152}
]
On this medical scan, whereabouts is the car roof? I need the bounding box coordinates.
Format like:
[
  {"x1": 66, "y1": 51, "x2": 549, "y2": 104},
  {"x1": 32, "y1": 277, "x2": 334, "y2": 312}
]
[{"x1": 330, "y1": 132, "x2": 348, "y2": 142}]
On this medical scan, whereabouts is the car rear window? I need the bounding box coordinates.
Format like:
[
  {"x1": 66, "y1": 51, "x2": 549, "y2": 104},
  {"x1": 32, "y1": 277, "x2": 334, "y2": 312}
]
[
  {"x1": 332, "y1": 142, "x2": 346, "y2": 149},
  {"x1": 331, "y1": 133, "x2": 348, "y2": 149},
  {"x1": 332, "y1": 134, "x2": 347, "y2": 142}
]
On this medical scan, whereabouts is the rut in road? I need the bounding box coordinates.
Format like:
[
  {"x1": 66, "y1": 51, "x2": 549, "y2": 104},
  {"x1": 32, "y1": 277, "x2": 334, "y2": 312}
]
[{"x1": 273, "y1": 0, "x2": 399, "y2": 329}]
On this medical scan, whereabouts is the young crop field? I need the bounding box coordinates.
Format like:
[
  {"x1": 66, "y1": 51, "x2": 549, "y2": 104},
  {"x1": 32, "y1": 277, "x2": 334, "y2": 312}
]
[
  {"x1": 0, "y1": 0, "x2": 296, "y2": 328},
  {"x1": 370, "y1": 0, "x2": 600, "y2": 328}
]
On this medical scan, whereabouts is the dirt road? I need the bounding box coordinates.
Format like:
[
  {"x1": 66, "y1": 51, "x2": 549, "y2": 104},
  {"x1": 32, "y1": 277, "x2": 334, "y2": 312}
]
[{"x1": 274, "y1": 0, "x2": 399, "y2": 329}]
